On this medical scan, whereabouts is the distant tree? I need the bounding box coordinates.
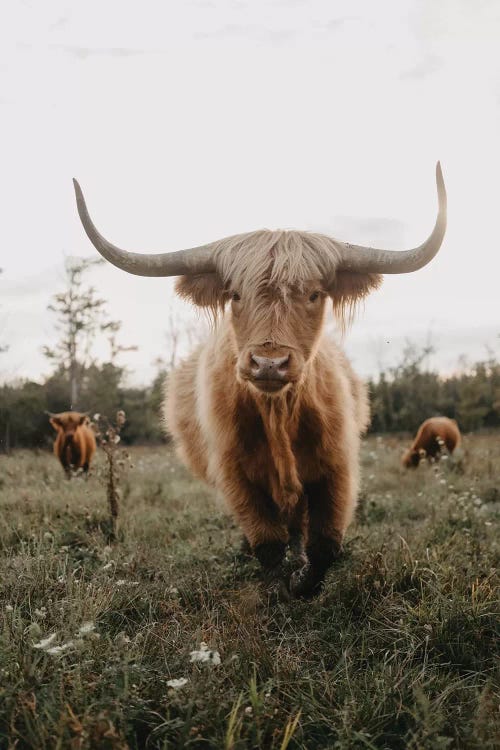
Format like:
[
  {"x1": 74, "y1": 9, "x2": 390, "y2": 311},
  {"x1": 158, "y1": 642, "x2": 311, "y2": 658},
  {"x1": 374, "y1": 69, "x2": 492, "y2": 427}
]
[
  {"x1": 369, "y1": 341, "x2": 500, "y2": 434},
  {"x1": 164, "y1": 303, "x2": 207, "y2": 370},
  {"x1": 43, "y1": 258, "x2": 135, "y2": 409}
]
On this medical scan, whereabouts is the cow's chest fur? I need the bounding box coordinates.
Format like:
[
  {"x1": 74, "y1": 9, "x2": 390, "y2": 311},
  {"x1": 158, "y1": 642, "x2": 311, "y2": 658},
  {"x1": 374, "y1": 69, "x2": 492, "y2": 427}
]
[{"x1": 236, "y1": 392, "x2": 327, "y2": 503}]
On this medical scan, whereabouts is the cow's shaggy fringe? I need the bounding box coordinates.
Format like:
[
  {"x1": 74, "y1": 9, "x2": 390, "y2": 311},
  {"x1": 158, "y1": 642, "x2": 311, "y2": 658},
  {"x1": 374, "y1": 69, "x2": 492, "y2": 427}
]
[{"x1": 179, "y1": 229, "x2": 381, "y2": 330}]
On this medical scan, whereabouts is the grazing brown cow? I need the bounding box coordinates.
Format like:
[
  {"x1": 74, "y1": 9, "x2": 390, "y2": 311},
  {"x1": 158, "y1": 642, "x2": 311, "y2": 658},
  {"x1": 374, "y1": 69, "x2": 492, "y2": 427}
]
[
  {"x1": 402, "y1": 416, "x2": 461, "y2": 468},
  {"x1": 48, "y1": 412, "x2": 96, "y2": 478},
  {"x1": 73, "y1": 163, "x2": 446, "y2": 598}
]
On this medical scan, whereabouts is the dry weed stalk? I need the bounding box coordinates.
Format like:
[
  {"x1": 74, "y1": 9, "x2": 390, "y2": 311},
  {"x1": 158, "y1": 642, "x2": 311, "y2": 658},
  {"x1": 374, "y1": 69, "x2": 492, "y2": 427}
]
[{"x1": 92, "y1": 410, "x2": 131, "y2": 540}]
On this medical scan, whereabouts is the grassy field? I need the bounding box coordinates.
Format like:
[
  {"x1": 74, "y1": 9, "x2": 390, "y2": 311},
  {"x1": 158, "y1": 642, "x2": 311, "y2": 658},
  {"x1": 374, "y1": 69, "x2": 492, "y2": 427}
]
[{"x1": 0, "y1": 434, "x2": 499, "y2": 749}]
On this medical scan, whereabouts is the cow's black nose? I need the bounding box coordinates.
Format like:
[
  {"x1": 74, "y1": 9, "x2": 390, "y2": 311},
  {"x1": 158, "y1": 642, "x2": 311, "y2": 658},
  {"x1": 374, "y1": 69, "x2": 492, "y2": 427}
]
[{"x1": 250, "y1": 354, "x2": 290, "y2": 380}]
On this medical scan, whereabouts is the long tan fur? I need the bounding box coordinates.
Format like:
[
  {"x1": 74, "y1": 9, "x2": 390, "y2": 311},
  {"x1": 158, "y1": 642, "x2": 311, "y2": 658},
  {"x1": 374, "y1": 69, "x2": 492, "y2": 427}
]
[{"x1": 165, "y1": 230, "x2": 382, "y2": 597}]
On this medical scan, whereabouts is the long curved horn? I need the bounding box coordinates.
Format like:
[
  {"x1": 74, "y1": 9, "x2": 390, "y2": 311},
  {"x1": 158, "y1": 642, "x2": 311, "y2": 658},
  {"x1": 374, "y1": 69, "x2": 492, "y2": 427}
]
[
  {"x1": 73, "y1": 180, "x2": 217, "y2": 277},
  {"x1": 337, "y1": 162, "x2": 447, "y2": 274}
]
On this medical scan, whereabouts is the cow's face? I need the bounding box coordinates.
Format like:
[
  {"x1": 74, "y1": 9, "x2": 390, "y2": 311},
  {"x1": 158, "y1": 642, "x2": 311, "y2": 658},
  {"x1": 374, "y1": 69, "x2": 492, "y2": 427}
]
[
  {"x1": 230, "y1": 281, "x2": 327, "y2": 394},
  {"x1": 176, "y1": 265, "x2": 381, "y2": 396},
  {"x1": 49, "y1": 412, "x2": 87, "y2": 443},
  {"x1": 402, "y1": 449, "x2": 421, "y2": 468}
]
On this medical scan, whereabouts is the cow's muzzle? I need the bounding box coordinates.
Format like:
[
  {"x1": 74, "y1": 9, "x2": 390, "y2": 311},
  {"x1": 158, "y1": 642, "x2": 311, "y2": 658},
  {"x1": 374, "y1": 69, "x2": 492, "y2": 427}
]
[{"x1": 240, "y1": 346, "x2": 298, "y2": 393}]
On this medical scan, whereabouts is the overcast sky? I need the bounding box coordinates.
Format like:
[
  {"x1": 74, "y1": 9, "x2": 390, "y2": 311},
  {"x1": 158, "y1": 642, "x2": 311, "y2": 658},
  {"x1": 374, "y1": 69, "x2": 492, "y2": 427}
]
[{"x1": 1, "y1": 0, "x2": 499, "y2": 385}]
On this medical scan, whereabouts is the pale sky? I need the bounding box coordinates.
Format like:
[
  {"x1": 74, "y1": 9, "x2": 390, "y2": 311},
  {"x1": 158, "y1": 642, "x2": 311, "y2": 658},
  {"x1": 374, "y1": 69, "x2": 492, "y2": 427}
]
[{"x1": 1, "y1": 0, "x2": 499, "y2": 385}]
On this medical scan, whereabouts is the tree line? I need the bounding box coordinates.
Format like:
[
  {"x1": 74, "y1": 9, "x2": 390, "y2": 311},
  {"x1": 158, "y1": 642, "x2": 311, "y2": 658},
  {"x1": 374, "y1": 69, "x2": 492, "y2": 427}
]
[{"x1": 1, "y1": 259, "x2": 499, "y2": 451}]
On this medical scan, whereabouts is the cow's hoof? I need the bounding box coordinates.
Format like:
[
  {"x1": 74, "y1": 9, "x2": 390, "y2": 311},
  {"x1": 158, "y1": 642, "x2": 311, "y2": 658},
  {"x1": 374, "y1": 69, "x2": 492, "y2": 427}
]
[{"x1": 289, "y1": 564, "x2": 323, "y2": 599}]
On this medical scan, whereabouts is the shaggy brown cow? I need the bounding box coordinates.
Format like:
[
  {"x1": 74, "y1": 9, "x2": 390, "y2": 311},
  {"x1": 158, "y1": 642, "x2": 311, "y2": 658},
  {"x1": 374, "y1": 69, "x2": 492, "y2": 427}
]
[
  {"x1": 73, "y1": 163, "x2": 446, "y2": 598},
  {"x1": 402, "y1": 416, "x2": 461, "y2": 468},
  {"x1": 48, "y1": 411, "x2": 96, "y2": 478}
]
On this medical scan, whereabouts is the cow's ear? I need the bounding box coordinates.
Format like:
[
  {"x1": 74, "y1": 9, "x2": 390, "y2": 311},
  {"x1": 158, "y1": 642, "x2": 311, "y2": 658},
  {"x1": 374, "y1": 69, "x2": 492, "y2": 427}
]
[
  {"x1": 78, "y1": 414, "x2": 88, "y2": 425},
  {"x1": 175, "y1": 273, "x2": 230, "y2": 312},
  {"x1": 327, "y1": 271, "x2": 382, "y2": 329},
  {"x1": 49, "y1": 417, "x2": 62, "y2": 430}
]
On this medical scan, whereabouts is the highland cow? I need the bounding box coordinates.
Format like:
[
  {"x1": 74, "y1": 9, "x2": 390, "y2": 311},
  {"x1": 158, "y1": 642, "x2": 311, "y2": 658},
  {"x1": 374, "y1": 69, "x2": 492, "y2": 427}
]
[
  {"x1": 48, "y1": 411, "x2": 96, "y2": 478},
  {"x1": 402, "y1": 416, "x2": 461, "y2": 468},
  {"x1": 73, "y1": 163, "x2": 446, "y2": 598}
]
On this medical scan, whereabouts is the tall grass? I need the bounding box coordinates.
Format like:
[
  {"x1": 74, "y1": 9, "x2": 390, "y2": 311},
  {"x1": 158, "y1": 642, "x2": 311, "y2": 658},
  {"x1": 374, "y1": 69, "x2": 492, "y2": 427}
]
[{"x1": 0, "y1": 433, "x2": 498, "y2": 748}]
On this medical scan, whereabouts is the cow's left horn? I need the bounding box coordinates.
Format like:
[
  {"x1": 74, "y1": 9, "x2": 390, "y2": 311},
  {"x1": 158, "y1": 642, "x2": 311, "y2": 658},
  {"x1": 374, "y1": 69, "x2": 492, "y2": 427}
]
[
  {"x1": 337, "y1": 162, "x2": 447, "y2": 274},
  {"x1": 73, "y1": 180, "x2": 217, "y2": 277}
]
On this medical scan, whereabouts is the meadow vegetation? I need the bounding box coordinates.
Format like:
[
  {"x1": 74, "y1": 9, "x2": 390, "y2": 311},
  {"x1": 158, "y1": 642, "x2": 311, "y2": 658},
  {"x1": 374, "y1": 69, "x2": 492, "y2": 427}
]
[{"x1": 0, "y1": 434, "x2": 499, "y2": 749}]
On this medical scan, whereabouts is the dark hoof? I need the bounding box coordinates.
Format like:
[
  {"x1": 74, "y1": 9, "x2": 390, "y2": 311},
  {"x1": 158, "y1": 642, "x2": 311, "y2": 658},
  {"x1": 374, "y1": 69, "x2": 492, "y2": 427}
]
[{"x1": 289, "y1": 564, "x2": 324, "y2": 599}]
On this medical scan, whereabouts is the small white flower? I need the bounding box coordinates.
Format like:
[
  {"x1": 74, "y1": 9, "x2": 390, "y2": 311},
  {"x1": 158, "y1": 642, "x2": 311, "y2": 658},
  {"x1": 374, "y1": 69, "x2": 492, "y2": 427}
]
[
  {"x1": 34, "y1": 608, "x2": 47, "y2": 619},
  {"x1": 116, "y1": 579, "x2": 126, "y2": 586},
  {"x1": 78, "y1": 621, "x2": 96, "y2": 636},
  {"x1": 244, "y1": 706, "x2": 253, "y2": 716},
  {"x1": 189, "y1": 642, "x2": 221, "y2": 666},
  {"x1": 5, "y1": 605, "x2": 13, "y2": 613},
  {"x1": 93, "y1": 413, "x2": 101, "y2": 421},
  {"x1": 33, "y1": 633, "x2": 58, "y2": 650},
  {"x1": 167, "y1": 677, "x2": 188, "y2": 689},
  {"x1": 46, "y1": 641, "x2": 74, "y2": 656}
]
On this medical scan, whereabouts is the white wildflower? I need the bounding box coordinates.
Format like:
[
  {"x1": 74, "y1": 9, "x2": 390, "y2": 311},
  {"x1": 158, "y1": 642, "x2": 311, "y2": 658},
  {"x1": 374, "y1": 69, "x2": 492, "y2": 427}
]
[
  {"x1": 189, "y1": 642, "x2": 221, "y2": 666},
  {"x1": 78, "y1": 621, "x2": 96, "y2": 636},
  {"x1": 244, "y1": 706, "x2": 253, "y2": 716},
  {"x1": 5, "y1": 605, "x2": 13, "y2": 613},
  {"x1": 102, "y1": 561, "x2": 114, "y2": 571},
  {"x1": 46, "y1": 641, "x2": 74, "y2": 656},
  {"x1": 34, "y1": 607, "x2": 47, "y2": 619},
  {"x1": 93, "y1": 413, "x2": 101, "y2": 421},
  {"x1": 116, "y1": 579, "x2": 126, "y2": 586},
  {"x1": 33, "y1": 633, "x2": 58, "y2": 650},
  {"x1": 167, "y1": 677, "x2": 188, "y2": 689}
]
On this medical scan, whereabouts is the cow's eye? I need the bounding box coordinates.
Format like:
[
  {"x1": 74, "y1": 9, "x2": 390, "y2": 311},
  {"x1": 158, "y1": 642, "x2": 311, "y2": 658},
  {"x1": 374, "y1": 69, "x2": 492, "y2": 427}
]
[
  {"x1": 232, "y1": 292, "x2": 241, "y2": 302},
  {"x1": 309, "y1": 291, "x2": 320, "y2": 302}
]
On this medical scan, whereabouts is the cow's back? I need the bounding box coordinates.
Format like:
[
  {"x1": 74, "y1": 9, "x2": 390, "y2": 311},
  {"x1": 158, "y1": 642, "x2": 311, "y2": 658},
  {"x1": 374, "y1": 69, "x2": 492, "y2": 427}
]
[{"x1": 416, "y1": 417, "x2": 461, "y2": 455}]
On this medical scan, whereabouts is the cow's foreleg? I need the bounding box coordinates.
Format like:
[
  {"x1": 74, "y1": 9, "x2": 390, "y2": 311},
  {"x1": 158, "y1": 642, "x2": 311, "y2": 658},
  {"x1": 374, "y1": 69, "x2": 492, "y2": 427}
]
[
  {"x1": 287, "y1": 494, "x2": 308, "y2": 571},
  {"x1": 290, "y1": 472, "x2": 352, "y2": 598},
  {"x1": 223, "y1": 472, "x2": 289, "y2": 598}
]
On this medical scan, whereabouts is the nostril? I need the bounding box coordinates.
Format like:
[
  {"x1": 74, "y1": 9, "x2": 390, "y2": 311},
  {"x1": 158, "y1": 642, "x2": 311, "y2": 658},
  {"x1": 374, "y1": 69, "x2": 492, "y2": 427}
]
[{"x1": 277, "y1": 355, "x2": 290, "y2": 372}]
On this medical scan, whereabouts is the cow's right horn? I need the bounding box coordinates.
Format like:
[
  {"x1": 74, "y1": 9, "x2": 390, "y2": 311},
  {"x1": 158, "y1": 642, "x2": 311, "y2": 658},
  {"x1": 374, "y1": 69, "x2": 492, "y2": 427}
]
[{"x1": 73, "y1": 180, "x2": 217, "y2": 277}]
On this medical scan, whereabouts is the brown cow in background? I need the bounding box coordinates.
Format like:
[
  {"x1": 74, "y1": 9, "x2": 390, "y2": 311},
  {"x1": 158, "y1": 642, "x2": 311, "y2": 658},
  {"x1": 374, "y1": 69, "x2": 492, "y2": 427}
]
[
  {"x1": 48, "y1": 412, "x2": 96, "y2": 477},
  {"x1": 402, "y1": 417, "x2": 461, "y2": 468}
]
